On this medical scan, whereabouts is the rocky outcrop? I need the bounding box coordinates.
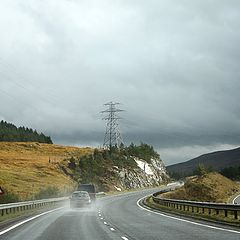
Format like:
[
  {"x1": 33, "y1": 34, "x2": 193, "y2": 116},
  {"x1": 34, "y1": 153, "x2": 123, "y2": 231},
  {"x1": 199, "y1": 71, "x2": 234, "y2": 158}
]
[{"x1": 111, "y1": 157, "x2": 169, "y2": 191}]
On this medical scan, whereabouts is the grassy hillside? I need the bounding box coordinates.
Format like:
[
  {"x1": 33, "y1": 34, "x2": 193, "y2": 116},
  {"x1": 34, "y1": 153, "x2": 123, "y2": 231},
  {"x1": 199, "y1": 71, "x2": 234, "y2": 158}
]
[
  {"x1": 167, "y1": 147, "x2": 240, "y2": 178},
  {"x1": 0, "y1": 142, "x2": 92, "y2": 200},
  {"x1": 163, "y1": 172, "x2": 240, "y2": 203}
]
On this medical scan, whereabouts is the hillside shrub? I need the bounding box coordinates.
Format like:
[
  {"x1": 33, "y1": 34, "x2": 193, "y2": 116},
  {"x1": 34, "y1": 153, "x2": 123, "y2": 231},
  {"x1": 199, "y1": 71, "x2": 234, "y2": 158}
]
[
  {"x1": 0, "y1": 191, "x2": 19, "y2": 204},
  {"x1": 220, "y1": 166, "x2": 240, "y2": 180},
  {"x1": 35, "y1": 186, "x2": 59, "y2": 199}
]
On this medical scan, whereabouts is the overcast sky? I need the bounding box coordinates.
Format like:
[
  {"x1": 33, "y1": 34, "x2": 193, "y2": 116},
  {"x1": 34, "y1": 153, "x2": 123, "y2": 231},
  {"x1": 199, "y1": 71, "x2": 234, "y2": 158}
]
[{"x1": 0, "y1": 0, "x2": 240, "y2": 165}]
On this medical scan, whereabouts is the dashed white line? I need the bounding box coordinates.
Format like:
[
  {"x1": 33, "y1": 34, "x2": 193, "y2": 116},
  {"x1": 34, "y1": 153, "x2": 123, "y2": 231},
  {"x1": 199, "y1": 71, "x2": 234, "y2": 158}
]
[
  {"x1": 121, "y1": 237, "x2": 129, "y2": 240},
  {"x1": 100, "y1": 217, "x2": 104, "y2": 220},
  {"x1": 110, "y1": 227, "x2": 115, "y2": 231},
  {"x1": 104, "y1": 221, "x2": 108, "y2": 225},
  {"x1": 137, "y1": 196, "x2": 240, "y2": 234},
  {"x1": 0, "y1": 207, "x2": 64, "y2": 236}
]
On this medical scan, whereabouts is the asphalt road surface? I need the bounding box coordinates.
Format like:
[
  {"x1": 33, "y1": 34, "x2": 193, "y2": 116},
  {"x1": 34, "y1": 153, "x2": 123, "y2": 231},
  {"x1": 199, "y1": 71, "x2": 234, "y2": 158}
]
[{"x1": 1, "y1": 189, "x2": 240, "y2": 240}]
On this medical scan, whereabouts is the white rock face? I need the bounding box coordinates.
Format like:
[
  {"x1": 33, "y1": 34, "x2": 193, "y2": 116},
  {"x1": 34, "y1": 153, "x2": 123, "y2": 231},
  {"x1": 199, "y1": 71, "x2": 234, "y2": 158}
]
[
  {"x1": 113, "y1": 157, "x2": 169, "y2": 190},
  {"x1": 135, "y1": 159, "x2": 154, "y2": 175}
]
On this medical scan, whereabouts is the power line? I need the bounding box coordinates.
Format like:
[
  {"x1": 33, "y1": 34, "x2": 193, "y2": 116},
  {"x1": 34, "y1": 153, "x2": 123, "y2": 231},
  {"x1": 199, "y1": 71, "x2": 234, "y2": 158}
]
[
  {"x1": 101, "y1": 101, "x2": 124, "y2": 149},
  {"x1": 0, "y1": 57, "x2": 60, "y2": 105}
]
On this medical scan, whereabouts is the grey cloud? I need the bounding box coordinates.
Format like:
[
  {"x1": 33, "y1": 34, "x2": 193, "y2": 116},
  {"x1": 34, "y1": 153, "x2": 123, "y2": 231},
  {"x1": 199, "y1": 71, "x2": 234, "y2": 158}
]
[{"x1": 0, "y1": 0, "x2": 240, "y2": 165}]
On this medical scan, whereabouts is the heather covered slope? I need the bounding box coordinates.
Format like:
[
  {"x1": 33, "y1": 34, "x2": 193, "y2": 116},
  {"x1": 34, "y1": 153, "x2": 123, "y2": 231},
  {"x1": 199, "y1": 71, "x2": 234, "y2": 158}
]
[
  {"x1": 163, "y1": 172, "x2": 240, "y2": 203},
  {"x1": 0, "y1": 142, "x2": 92, "y2": 200},
  {"x1": 167, "y1": 147, "x2": 240, "y2": 177}
]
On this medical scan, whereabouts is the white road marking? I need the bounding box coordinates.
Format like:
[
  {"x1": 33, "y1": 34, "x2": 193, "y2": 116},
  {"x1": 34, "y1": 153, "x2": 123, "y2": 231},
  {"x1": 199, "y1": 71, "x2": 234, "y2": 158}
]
[
  {"x1": 99, "y1": 214, "x2": 102, "y2": 217},
  {"x1": 110, "y1": 227, "x2": 115, "y2": 231},
  {"x1": 104, "y1": 221, "x2": 108, "y2": 225},
  {"x1": 137, "y1": 197, "x2": 240, "y2": 234},
  {"x1": 233, "y1": 194, "x2": 240, "y2": 204},
  {"x1": 100, "y1": 217, "x2": 104, "y2": 220},
  {"x1": 0, "y1": 207, "x2": 64, "y2": 236},
  {"x1": 121, "y1": 237, "x2": 129, "y2": 240}
]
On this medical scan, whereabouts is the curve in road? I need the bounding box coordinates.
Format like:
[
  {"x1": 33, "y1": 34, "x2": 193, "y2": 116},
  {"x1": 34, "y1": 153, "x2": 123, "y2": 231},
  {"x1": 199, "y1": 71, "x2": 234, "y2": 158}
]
[{"x1": 0, "y1": 188, "x2": 239, "y2": 240}]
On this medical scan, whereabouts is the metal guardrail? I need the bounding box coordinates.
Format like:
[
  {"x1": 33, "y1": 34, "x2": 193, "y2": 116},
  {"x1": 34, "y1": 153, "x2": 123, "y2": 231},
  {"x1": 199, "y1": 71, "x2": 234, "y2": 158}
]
[
  {"x1": 0, "y1": 197, "x2": 68, "y2": 216},
  {"x1": 152, "y1": 190, "x2": 240, "y2": 220}
]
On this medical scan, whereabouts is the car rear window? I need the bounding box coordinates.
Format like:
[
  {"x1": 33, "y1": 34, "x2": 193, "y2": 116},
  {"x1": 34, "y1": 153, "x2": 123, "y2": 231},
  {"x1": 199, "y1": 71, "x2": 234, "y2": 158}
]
[
  {"x1": 72, "y1": 191, "x2": 89, "y2": 198},
  {"x1": 78, "y1": 184, "x2": 95, "y2": 193}
]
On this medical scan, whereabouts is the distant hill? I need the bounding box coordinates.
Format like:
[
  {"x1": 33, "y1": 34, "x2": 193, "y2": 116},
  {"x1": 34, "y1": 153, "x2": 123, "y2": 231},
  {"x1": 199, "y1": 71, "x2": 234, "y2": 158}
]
[
  {"x1": 167, "y1": 147, "x2": 240, "y2": 178},
  {"x1": 0, "y1": 120, "x2": 52, "y2": 144}
]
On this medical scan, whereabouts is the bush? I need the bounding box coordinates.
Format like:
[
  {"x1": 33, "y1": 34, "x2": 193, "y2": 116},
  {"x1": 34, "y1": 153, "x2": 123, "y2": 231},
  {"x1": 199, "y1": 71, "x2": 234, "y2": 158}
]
[
  {"x1": 68, "y1": 157, "x2": 77, "y2": 169},
  {"x1": 193, "y1": 164, "x2": 212, "y2": 176},
  {"x1": 220, "y1": 166, "x2": 240, "y2": 180},
  {"x1": 126, "y1": 143, "x2": 159, "y2": 163},
  {"x1": 34, "y1": 186, "x2": 59, "y2": 199},
  {"x1": 0, "y1": 191, "x2": 19, "y2": 204}
]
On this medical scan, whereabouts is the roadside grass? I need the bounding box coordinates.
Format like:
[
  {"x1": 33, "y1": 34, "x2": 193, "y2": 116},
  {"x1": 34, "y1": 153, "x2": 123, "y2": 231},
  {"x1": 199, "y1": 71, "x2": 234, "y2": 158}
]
[
  {"x1": 0, "y1": 142, "x2": 93, "y2": 200},
  {"x1": 162, "y1": 173, "x2": 240, "y2": 203},
  {"x1": 144, "y1": 197, "x2": 240, "y2": 227},
  {"x1": 145, "y1": 173, "x2": 240, "y2": 227}
]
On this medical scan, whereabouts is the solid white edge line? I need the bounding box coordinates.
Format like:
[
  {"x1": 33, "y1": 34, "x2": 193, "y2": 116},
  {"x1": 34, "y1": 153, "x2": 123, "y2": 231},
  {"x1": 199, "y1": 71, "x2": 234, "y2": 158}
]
[
  {"x1": 137, "y1": 196, "x2": 240, "y2": 234},
  {"x1": 0, "y1": 207, "x2": 64, "y2": 236},
  {"x1": 233, "y1": 195, "x2": 240, "y2": 204}
]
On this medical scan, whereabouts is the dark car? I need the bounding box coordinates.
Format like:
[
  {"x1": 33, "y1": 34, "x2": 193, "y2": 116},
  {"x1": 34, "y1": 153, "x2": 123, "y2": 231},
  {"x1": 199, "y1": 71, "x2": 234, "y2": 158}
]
[
  {"x1": 70, "y1": 191, "x2": 91, "y2": 208},
  {"x1": 77, "y1": 184, "x2": 96, "y2": 201}
]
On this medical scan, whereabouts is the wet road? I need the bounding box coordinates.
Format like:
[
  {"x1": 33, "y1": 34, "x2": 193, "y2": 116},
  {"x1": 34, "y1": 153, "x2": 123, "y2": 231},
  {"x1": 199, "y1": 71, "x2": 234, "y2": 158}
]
[{"x1": 1, "y1": 189, "x2": 239, "y2": 240}]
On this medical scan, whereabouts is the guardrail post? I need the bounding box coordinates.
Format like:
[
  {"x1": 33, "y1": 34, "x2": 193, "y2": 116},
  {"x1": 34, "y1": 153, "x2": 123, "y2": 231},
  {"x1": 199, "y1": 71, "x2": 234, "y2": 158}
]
[
  {"x1": 1, "y1": 209, "x2": 4, "y2": 216},
  {"x1": 224, "y1": 210, "x2": 227, "y2": 217},
  {"x1": 202, "y1": 207, "x2": 204, "y2": 214},
  {"x1": 208, "y1": 208, "x2": 211, "y2": 215},
  {"x1": 216, "y1": 209, "x2": 219, "y2": 215},
  {"x1": 234, "y1": 210, "x2": 238, "y2": 219}
]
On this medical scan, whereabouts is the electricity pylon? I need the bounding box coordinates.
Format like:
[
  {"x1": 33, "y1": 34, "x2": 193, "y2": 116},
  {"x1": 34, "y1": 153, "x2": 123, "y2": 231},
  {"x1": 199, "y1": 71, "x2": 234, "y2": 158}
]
[{"x1": 101, "y1": 102, "x2": 124, "y2": 149}]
